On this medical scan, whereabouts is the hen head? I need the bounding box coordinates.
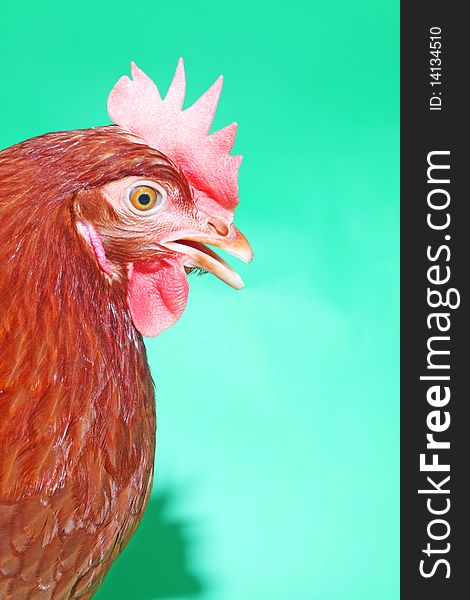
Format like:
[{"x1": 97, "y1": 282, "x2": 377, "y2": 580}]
[
  {"x1": 74, "y1": 144, "x2": 252, "y2": 337},
  {"x1": 58, "y1": 59, "x2": 250, "y2": 337}
]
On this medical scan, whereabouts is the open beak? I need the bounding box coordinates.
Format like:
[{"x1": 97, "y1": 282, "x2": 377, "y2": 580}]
[{"x1": 160, "y1": 226, "x2": 253, "y2": 289}]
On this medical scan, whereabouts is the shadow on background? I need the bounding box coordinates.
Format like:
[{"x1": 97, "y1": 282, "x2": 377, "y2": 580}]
[{"x1": 96, "y1": 490, "x2": 206, "y2": 600}]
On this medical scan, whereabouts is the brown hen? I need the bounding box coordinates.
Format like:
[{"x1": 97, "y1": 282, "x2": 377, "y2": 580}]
[{"x1": 0, "y1": 62, "x2": 251, "y2": 599}]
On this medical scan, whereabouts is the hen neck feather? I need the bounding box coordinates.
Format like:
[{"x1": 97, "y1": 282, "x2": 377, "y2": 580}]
[{"x1": 0, "y1": 190, "x2": 154, "y2": 499}]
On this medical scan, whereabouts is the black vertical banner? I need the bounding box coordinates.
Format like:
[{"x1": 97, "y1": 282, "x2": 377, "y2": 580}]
[{"x1": 401, "y1": 4, "x2": 469, "y2": 599}]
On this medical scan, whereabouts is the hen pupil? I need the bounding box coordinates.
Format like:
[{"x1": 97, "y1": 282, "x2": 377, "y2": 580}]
[{"x1": 139, "y1": 193, "x2": 151, "y2": 205}]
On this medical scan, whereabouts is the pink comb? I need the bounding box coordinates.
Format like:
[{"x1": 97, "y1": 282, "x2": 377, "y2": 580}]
[{"x1": 108, "y1": 59, "x2": 242, "y2": 219}]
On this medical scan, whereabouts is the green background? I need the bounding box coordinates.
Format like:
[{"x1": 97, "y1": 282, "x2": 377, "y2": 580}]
[{"x1": 0, "y1": 1, "x2": 399, "y2": 599}]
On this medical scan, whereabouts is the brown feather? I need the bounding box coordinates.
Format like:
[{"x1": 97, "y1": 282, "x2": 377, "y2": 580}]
[{"x1": 0, "y1": 127, "x2": 188, "y2": 597}]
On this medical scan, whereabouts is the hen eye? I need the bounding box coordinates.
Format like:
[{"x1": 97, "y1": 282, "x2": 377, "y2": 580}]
[{"x1": 129, "y1": 185, "x2": 163, "y2": 212}]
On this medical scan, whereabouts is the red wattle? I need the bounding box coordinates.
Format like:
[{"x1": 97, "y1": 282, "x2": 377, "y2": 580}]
[{"x1": 127, "y1": 257, "x2": 189, "y2": 337}]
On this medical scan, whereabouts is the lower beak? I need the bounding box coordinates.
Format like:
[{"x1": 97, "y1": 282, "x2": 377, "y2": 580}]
[{"x1": 160, "y1": 226, "x2": 253, "y2": 289}]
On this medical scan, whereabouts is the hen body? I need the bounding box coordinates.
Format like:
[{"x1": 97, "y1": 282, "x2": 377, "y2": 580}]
[{"x1": 0, "y1": 128, "x2": 165, "y2": 598}]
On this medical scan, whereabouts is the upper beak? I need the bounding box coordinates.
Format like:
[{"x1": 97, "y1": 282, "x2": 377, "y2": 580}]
[{"x1": 160, "y1": 225, "x2": 253, "y2": 289}]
